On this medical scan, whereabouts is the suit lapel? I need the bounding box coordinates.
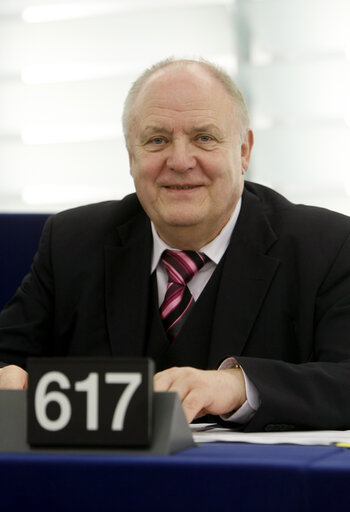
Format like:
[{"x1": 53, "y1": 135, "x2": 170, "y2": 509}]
[
  {"x1": 105, "y1": 211, "x2": 152, "y2": 357},
  {"x1": 208, "y1": 187, "x2": 280, "y2": 367}
]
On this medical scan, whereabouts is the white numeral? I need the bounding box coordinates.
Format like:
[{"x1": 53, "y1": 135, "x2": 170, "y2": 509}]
[
  {"x1": 105, "y1": 372, "x2": 142, "y2": 431},
  {"x1": 34, "y1": 370, "x2": 142, "y2": 432},
  {"x1": 35, "y1": 371, "x2": 71, "y2": 431},
  {"x1": 75, "y1": 372, "x2": 99, "y2": 430}
]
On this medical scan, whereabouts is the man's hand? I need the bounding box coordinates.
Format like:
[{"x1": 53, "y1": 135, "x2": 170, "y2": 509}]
[
  {"x1": 154, "y1": 366, "x2": 247, "y2": 423},
  {"x1": 0, "y1": 365, "x2": 28, "y2": 389}
]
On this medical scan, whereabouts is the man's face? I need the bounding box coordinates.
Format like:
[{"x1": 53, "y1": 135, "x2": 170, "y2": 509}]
[{"x1": 128, "y1": 64, "x2": 253, "y2": 248}]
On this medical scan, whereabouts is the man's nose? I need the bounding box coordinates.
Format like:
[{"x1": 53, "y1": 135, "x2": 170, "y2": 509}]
[{"x1": 166, "y1": 141, "x2": 196, "y2": 172}]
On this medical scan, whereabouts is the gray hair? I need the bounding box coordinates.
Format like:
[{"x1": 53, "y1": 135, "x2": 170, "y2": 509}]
[{"x1": 122, "y1": 57, "x2": 250, "y2": 147}]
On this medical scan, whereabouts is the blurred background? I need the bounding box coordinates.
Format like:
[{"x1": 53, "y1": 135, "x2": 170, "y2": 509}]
[{"x1": 0, "y1": 0, "x2": 349, "y2": 215}]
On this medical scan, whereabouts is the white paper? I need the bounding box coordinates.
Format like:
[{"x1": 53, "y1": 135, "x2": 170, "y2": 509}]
[{"x1": 190, "y1": 424, "x2": 350, "y2": 446}]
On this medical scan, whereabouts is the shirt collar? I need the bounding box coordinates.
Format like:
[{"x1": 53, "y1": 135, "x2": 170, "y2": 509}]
[{"x1": 150, "y1": 197, "x2": 242, "y2": 273}]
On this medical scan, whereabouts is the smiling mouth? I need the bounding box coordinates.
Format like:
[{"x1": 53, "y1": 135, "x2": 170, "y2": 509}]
[{"x1": 165, "y1": 185, "x2": 200, "y2": 190}]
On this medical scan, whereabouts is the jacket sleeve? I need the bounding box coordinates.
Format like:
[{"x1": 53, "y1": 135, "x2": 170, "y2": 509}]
[{"x1": 237, "y1": 233, "x2": 350, "y2": 432}]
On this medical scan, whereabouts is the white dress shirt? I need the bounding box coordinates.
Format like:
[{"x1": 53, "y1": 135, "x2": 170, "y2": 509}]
[{"x1": 150, "y1": 198, "x2": 260, "y2": 424}]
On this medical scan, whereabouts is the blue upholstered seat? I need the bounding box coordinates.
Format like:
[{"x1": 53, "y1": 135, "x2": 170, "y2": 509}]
[{"x1": 0, "y1": 214, "x2": 49, "y2": 310}]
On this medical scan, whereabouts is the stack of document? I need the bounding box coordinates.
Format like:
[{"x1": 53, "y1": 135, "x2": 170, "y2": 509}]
[{"x1": 191, "y1": 424, "x2": 350, "y2": 446}]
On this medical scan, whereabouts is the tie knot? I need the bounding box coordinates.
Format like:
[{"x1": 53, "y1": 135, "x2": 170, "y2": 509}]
[{"x1": 161, "y1": 250, "x2": 208, "y2": 285}]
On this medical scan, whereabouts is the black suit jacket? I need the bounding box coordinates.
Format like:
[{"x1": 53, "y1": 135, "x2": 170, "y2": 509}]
[{"x1": 1, "y1": 181, "x2": 350, "y2": 431}]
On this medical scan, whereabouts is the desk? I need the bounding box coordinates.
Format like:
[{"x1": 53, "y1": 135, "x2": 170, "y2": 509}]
[{"x1": 0, "y1": 443, "x2": 348, "y2": 511}]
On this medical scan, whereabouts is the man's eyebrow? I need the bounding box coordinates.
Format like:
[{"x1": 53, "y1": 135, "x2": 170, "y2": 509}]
[
  {"x1": 191, "y1": 124, "x2": 220, "y2": 132},
  {"x1": 140, "y1": 124, "x2": 223, "y2": 138},
  {"x1": 190, "y1": 124, "x2": 224, "y2": 136},
  {"x1": 141, "y1": 126, "x2": 173, "y2": 136}
]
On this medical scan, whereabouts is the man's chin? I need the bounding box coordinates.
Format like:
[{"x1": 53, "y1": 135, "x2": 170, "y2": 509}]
[{"x1": 160, "y1": 215, "x2": 202, "y2": 228}]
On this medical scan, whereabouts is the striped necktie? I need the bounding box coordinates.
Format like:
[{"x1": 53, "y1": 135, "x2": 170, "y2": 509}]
[{"x1": 160, "y1": 250, "x2": 208, "y2": 341}]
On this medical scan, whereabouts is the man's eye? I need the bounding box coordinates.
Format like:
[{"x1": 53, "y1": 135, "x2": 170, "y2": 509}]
[
  {"x1": 151, "y1": 137, "x2": 165, "y2": 145},
  {"x1": 198, "y1": 135, "x2": 213, "y2": 142}
]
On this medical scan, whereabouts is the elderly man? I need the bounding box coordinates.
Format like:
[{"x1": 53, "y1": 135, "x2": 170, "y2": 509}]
[{"x1": 0, "y1": 58, "x2": 350, "y2": 432}]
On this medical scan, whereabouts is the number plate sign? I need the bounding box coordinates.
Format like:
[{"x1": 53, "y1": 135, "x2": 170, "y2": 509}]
[{"x1": 27, "y1": 358, "x2": 153, "y2": 447}]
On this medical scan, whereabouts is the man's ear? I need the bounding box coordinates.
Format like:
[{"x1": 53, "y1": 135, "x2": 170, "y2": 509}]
[
  {"x1": 241, "y1": 129, "x2": 254, "y2": 174},
  {"x1": 128, "y1": 150, "x2": 134, "y2": 177}
]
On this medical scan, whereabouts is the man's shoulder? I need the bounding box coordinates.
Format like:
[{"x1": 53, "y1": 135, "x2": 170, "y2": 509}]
[
  {"x1": 242, "y1": 182, "x2": 350, "y2": 261},
  {"x1": 50, "y1": 193, "x2": 144, "y2": 230},
  {"x1": 244, "y1": 181, "x2": 350, "y2": 233},
  {"x1": 44, "y1": 194, "x2": 148, "y2": 249}
]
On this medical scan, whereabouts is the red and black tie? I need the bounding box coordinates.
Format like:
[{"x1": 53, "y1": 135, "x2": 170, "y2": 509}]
[{"x1": 160, "y1": 250, "x2": 208, "y2": 341}]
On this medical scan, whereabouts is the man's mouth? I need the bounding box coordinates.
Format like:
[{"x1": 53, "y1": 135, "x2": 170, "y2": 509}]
[{"x1": 165, "y1": 185, "x2": 199, "y2": 190}]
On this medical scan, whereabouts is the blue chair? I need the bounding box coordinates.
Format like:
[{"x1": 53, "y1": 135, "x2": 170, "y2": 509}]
[{"x1": 0, "y1": 213, "x2": 49, "y2": 310}]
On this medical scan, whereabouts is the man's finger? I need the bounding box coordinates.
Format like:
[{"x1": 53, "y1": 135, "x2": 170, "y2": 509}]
[
  {"x1": 0, "y1": 365, "x2": 28, "y2": 389},
  {"x1": 181, "y1": 389, "x2": 206, "y2": 423}
]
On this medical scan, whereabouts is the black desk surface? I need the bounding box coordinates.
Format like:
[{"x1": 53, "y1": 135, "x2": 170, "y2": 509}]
[{"x1": 1, "y1": 442, "x2": 349, "y2": 512}]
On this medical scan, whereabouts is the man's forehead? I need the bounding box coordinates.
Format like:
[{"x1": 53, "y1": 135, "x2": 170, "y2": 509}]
[
  {"x1": 137, "y1": 79, "x2": 233, "y2": 116},
  {"x1": 128, "y1": 63, "x2": 237, "y2": 136},
  {"x1": 136, "y1": 101, "x2": 233, "y2": 131}
]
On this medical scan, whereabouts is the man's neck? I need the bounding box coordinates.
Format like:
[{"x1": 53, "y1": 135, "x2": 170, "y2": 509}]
[
  {"x1": 153, "y1": 199, "x2": 242, "y2": 251},
  {"x1": 155, "y1": 224, "x2": 225, "y2": 251},
  {"x1": 150, "y1": 198, "x2": 242, "y2": 274}
]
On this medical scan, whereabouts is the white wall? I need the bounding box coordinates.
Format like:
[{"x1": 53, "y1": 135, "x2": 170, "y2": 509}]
[
  {"x1": 236, "y1": 0, "x2": 350, "y2": 215},
  {"x1": 0, "y1": 0, "x2": 349, "y2": 215}
]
